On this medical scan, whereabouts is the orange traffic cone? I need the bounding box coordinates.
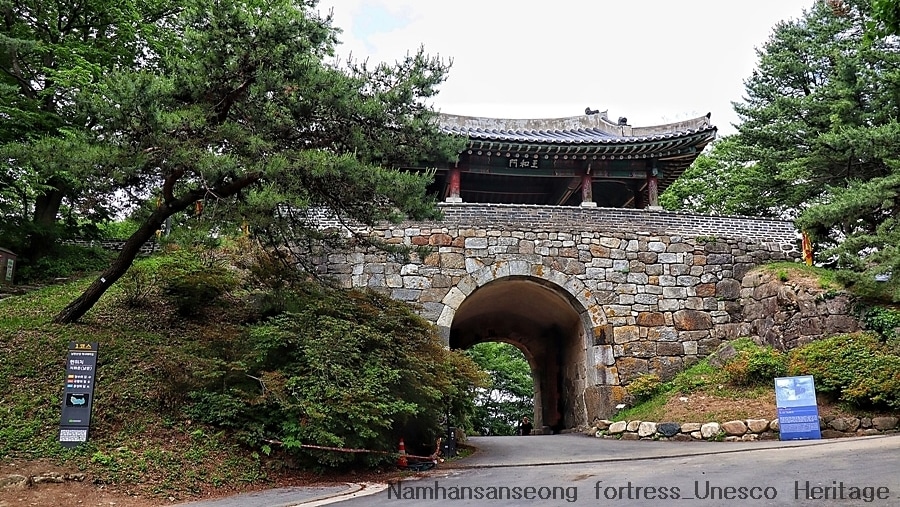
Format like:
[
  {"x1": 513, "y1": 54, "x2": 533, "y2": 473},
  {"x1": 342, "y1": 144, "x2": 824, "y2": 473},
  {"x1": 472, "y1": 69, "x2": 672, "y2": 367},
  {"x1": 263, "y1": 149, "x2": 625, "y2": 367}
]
[{"x1": 397, "y1": 438, "x2": 408, "y2": 468}]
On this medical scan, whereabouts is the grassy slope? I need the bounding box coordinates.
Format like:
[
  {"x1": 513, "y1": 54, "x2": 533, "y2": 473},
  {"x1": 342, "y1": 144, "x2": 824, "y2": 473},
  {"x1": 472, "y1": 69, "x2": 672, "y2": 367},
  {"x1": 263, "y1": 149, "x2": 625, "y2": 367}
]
[{"x1": 0, "y1": 279, "x2": 270, "y2": 498}]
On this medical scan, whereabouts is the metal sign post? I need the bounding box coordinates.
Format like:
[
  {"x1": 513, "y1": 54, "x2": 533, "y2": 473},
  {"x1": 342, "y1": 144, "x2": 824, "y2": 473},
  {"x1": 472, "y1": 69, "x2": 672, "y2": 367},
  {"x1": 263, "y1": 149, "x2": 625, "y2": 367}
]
[{"x1": 59, "y1": 342, "x2": 99, "y2": 447}]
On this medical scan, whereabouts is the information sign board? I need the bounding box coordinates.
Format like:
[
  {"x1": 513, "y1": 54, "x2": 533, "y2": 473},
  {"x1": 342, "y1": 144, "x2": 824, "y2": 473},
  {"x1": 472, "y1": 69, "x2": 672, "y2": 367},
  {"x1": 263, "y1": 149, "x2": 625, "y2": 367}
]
[
  {"x1": 775, "y1": 375, "x2": 821, "y2": 440},
  {"x1": 59, "y1": 342, "x2": 99, "y2": 447}
]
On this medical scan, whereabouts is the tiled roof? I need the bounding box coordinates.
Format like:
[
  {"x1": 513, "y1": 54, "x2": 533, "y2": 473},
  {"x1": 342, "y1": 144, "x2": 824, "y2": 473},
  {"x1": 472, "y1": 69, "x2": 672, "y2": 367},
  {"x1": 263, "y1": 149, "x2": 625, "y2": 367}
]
[{"x1": 438, "y1": 112, "x2": 716, "y2": 147}]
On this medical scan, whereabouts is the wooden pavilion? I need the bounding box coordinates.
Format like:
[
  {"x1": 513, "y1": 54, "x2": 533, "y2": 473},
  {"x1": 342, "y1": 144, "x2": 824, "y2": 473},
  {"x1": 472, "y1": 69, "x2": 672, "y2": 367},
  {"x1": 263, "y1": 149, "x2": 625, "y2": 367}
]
[{"x1": 428, "y1": 110, "x2": 716, "y2": 208}]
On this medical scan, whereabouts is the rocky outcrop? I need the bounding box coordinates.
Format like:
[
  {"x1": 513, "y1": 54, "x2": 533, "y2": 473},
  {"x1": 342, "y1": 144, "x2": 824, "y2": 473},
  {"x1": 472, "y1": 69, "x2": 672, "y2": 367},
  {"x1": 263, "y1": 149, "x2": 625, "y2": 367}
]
[
  {"x1": 0, "y1": 471, "x2": 85, "y2": 491},
  {"x1": 741, "y1": 270, "x2": 859, "y2": 350}
]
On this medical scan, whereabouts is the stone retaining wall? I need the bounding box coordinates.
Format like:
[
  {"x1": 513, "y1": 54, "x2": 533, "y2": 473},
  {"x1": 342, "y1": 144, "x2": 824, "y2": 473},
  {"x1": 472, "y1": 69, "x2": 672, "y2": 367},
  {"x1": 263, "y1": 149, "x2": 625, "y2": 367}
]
[
  {"x1": 66, "y1": 239, "x2": 160, "y2": 255},
  {"x1": 586, "y1": 415, "x2": 899, "y2": 441},
  {"x1": 740, "y1": 270, "x2": 859, "y2": 350}
]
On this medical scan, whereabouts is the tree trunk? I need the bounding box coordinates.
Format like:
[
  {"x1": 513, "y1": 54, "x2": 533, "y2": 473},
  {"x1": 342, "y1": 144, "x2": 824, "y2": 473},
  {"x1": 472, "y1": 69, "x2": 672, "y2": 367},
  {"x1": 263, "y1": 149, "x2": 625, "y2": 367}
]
[
  {"x1": 53, "y1": 208, "x2": 171, "y2": 324},
  {"x1": 26, "y1": 185, "x2": 65, "y2": 260},
  {"x1": 53, "y1": 173, "x2": 260, "y2": 324}
]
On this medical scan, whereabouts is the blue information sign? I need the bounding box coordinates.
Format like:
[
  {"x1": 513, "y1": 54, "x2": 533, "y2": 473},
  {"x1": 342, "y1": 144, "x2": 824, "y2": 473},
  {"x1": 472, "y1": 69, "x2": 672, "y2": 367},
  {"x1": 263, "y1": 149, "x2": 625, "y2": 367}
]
[{"x1": 775, "y1": 375, "x2": 821, "y2": 440}]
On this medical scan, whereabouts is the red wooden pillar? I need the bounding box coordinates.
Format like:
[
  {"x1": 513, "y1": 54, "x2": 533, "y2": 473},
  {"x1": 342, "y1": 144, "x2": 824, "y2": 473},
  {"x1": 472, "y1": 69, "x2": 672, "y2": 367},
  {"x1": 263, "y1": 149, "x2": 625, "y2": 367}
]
[
  {"x1": 580, "y1": 171, "x2": 595, "y2": 207},
  {"x1": 647, "y1": 172, "x2": 659, "y2": 208},
  {"x1": 447, "y1": 166, "x2": 462, "y2": 202}
]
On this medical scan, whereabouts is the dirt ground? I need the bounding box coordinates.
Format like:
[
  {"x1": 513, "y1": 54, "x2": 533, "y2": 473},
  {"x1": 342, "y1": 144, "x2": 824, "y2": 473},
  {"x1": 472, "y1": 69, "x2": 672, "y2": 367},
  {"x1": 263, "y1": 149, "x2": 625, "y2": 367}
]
[{"x1": 0, "y1": 459, "x2": 400, "y2": 507}]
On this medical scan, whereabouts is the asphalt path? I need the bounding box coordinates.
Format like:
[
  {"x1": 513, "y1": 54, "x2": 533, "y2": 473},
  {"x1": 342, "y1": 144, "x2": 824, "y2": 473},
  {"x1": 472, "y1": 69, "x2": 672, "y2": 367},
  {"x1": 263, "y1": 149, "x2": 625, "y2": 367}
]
[{"x1": 175, "y1": 433, "x2": 900, "y2": 507}]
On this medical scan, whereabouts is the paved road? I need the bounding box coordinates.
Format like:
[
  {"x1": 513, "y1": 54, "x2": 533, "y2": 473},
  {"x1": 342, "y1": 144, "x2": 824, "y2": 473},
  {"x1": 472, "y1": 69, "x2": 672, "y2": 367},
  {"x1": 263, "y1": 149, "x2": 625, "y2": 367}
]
[
  {"x1": 177, "y1": 433, "x2": 900, "y2": 507},
  {"x1": 331, "y1": 434, "x2": 900, "y2": 507}
]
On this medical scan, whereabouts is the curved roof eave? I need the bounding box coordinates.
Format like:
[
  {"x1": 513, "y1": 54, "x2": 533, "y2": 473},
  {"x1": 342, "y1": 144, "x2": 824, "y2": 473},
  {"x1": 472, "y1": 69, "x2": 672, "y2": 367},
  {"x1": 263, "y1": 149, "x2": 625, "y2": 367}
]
[
  {"x1": 438, "y1": 111, "x2": 717, "y2": 147},
  {"x1": 462, "y1": 130, "x2": 717, "y2": 158}
]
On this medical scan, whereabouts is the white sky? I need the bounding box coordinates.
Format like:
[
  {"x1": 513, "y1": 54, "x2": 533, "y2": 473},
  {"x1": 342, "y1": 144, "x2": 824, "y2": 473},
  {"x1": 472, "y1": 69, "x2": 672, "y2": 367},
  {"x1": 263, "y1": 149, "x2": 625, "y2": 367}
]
[{"x1": 318, "y1": 1, "x2": 813, "y2": 135}]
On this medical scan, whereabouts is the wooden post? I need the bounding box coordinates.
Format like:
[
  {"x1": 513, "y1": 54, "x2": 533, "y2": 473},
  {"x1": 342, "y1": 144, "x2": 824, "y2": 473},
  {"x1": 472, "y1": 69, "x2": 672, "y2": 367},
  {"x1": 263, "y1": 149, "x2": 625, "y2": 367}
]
[
  {"x1": 580, "y1": 171, "x2": 596, "y2": 207},
  {"x1": 647, "y1": 172, "x2": 659, "y2": 208},
  {"x1": 447, "y1": 166, "x2": 462, "y2": 202}
]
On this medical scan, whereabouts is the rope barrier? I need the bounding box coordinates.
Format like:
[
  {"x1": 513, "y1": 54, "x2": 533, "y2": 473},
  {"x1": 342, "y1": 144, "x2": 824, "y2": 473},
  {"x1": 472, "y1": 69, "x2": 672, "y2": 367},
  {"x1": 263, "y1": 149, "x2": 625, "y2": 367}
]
[{"x1": 264, "y1": 439, "x2": 441, "y2": 462}]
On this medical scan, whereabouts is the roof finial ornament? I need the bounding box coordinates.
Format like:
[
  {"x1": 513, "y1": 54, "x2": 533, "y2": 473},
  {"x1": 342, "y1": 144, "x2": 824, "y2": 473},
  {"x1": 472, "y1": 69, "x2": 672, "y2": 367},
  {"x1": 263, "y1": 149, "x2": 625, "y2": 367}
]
[
  {"x1": 617, "y1": 117, "x2": 629, "y2": 126},
  {"x1": 585, "y1": 107, "x2": 600, "y2": 115}
]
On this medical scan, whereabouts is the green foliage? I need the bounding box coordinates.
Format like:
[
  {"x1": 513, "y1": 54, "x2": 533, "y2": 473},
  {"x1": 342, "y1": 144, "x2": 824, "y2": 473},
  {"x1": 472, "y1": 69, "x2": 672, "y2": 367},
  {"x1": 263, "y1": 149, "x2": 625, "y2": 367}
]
[
  {"x1": 15, "y1": 245, "x2": 114, "y2": 282},
  {"x1": 789, "y1": 333, "x2": 900, "y2": 409},
  {"x1": 158, "y1": 249, "x2": 238, "y2": 316},
  {"x1": 665, "y1": 1, "x2": 900, "y2": 298},
  {"x1": 34, "y1": 0, "x2": 463, "y2": 323},
  {"x1": 96, "y1": 220, "x2": 142, "y2": 240},
  {"x1": 626, "y1": 374, "x2": 662, "y2": 403},
  {"x1": 1, "y1": 0, "x2": 176, "y2": 260},
  {"x1": 669, "y1": 360, "x2": 716, "y2": 394},
  {"x1": 465, "y1": 342, "x2": 534, "y2": 436},
  {"x1": 118, "y1": 257, "x2": 163, "y2": 307},
  {"x1": 871, "y1": 0, "x2": 900, "y2": 35},
  {"x1": 182, "y1": 284, "x2": 487, "y2": 469},
  {"x1": 859, "y1": 305, "x2": 900, "y2": 343},
  {"x1": 723, "y1": 345, "x2": 788, "y2": 387}
]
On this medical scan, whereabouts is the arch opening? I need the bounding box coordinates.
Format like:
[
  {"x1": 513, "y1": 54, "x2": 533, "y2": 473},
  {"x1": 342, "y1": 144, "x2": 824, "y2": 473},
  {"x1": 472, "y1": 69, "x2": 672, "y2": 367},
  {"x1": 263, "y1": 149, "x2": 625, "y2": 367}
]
[{"x1": 449, "y1": 276, "x2": 588, "y2": 432}]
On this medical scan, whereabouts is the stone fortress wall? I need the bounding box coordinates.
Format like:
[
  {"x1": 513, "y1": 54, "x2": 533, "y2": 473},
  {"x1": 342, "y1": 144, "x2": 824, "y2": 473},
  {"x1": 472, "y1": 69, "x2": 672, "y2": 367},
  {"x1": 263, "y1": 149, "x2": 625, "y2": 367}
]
[{"x1": 317, "y1": 203, "x2": 854, "y2": 421}]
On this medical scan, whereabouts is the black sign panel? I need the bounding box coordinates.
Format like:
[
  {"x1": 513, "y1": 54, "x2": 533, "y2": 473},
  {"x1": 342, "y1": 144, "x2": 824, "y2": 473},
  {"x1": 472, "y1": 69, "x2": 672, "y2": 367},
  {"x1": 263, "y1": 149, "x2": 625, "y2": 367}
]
[{"x1": 59, "y1": 342, "x2": 99, "y2": 447}]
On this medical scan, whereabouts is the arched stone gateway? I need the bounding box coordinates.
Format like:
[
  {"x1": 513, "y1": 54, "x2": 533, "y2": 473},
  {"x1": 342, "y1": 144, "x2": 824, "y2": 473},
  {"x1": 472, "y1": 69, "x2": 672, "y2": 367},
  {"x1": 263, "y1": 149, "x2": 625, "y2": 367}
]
[
  {"x1": 445, "y1": 265, "x2": 606, "y2": 431},
  {"x1": 314, "y1": 204, "x2": 800, "y2": 430},
  {"x1": 312, "y1": 87, "x2": 797, "y2": 433}
]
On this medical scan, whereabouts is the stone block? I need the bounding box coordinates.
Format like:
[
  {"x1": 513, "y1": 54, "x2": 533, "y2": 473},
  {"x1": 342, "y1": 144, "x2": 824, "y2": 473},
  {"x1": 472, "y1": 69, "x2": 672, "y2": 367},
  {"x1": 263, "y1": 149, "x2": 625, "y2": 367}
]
[
  {"x1": 0, "y1": 474, "x2": 29, "y2": 490},
  {"x1": 626, "y1": 420, "x2": 642, "y2": 432},
  {"x1": 636, "y1": 312, "x2": 666, "y2": 326},
  {"x1": 828, "y1": 417, "x2": 860, "y2": 432},
  {"x1": 700, "y1": 422, "x2": 721, "y2": 439},
  {"x1": 680, "y1": 422, "x2": 702, "y2": 433},
  {"x1": 657, "y1": 422, "x2": 681, "y2": 437},
  {"x1": 638, "y1": 421, "x2": 657, "y2": 437},
  {"x1": 607, "y1": 421, "x2": 627, "y2": 434},
  {"x1": 613, "y1": 325, "x2": 640, "y2": 343},
  {"x1": 656, "y1": 342, "x2": 683, "y2": 356},
  {"x1": 464, "y1": 237, "x2": 488, "y2": 249},
  {"x1": 440, "y1": 253, "x2": 465, "y2": 269},
  {"x1": 746, "y1": 419, "x2": 769, "y2": 433},
  {"x1": 594, "y1": 419, "x2": 613, "y2": 431},
  {"x1": 650, "y1": 356, "x2": 683, "y2": 380},
  {"x1": 620, "y1": 433, "x2": 640, "y2": 440},
  {"x1": 673, "y1": 310, "x2": 713, "y2": 330},
  {"x1": 872, "y1": 416, "x2": 898, "y2": 431},
  {"x1": 721, "y1": 420, "x2": 747, "y2": 436},
  {"x1": 615, "y1": 357, "x2": 649, "y2": 380},
  {"x1": 622, "y1": 341, "x2": 656, "y2": 358}
]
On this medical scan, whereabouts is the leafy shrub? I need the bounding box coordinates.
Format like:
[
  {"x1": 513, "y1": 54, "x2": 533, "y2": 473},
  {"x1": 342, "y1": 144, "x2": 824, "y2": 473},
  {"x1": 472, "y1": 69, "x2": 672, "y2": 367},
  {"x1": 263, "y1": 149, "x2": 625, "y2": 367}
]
[
  {"x1": 789, "y1": 333, "x2": 900, "y2": 409},
  {"x1": 724, "y1": 345, "x2": 787, "y2": 386},
  {"x1": 626, "y1": 374, "x2": 662, "y2": 402},
  {"x1": 859, "y1": 306, "x2": 900, "y2": 343},
  {"x1": 185, "y1": 284, "x2": 485, "y2": 469},
  {"x1": 118, "y1": 257, "x2": 163, "y2": 307},
  {"x1": 156, "y1": 248, "x2": 238, "y2": 316}
]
